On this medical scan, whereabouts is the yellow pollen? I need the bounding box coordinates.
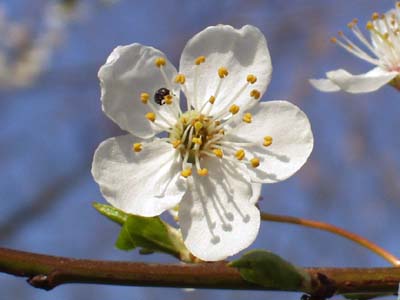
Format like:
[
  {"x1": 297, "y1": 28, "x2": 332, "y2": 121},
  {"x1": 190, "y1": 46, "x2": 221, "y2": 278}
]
[
  {"x1": 213, "y1": 148, "x2": 224, "y2": 158},
  {"x1": 140, "y1": 92, "x2": 150, "y2": 104},
  {"x1": 214, "y1": 120, "x2": 221, "y2": 126},
  {"x1": 218, "y1": 67, "x2": 228, "y2": 78},
  {"x1": 192, "y1": 137, "x2": 202, "y2": 145},
  {"x1": 235, "y1": 149, "x2": 245, "y2": 161},
  {"x1": 209, "y1": 96, "x2": 216, "y2": 104},
  {"x1": 330, "y1": 37, "x2": 337, "y2": 43},
  {"x1": 263, "y1": 136, "x2": 273, "y2": 147},
  {"x1": 247, "y1": 74, "x2": 257, "y2": 84},
  {"x1": 194, "y1": 121, "x2": 203, "y2": 133},
  {"x1": 250, "y1": 89, "x2": 261, "y2": 100},
  {"x1": 155, "y1": 57, "x2": 166, "y2": 67},
  {"x1": 197, "y1": 168, "x2": 208, "y2": 176},
  {"x1": 164, "y1": 94, "x2": 173, "y2": 105},
  {"x1": 366, "y1": 21, "x2": 374, "y2": 30},
  {"x1": 218, "y1": 129, "x2": 225, "y2": 135},
  {"x1": 242, "y1": 112, "x2": 252, "y2": 123},
  {"x1": 172, "y1": 140, "x2": 181, "y2": 148},
  {"x1": 132, "y1": 143, "x2": 142, "y2": 152},
  {"x1": 181, "y1": 168, "x2": 192, "y2": 178},
  {"x1": 174, "y1": 74, "x2": 186, "y2": 84},
  {"x1": 250, "y1": 158, "x2": 260, "y2": 168},
  {"x1": 195, "y1": 56, "x2": 206, "y2": 65},
  {"x1": 372, "y1": 12, "x2": 380, "y2": 20},
  {"x1": 229, "y1": 104, "x2": 240, "y2": 115},
  {"x1": 145, "y1": 112, "x2": 156, "y2": 122}
]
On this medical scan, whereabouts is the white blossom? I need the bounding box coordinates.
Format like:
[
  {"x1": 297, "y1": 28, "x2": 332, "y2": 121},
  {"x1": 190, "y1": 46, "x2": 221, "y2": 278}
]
[
  {"x1": 310, "y1": 4, "x2": 400, "y2": 93},
  {"x1": 92, "y1": 25, "x2": 313, "y2": 261}
]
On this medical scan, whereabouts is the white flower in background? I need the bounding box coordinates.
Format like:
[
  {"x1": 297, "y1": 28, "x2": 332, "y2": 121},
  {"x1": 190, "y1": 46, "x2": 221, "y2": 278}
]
[
  {"x1": 92, "y1": 25, "x2": 313, "y2": 261},
  {"x1": 310, "y1": 3, "x2": 400, "y2": 93}
]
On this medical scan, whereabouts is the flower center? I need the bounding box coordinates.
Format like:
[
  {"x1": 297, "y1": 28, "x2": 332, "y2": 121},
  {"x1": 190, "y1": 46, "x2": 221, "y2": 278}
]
[{"x1": 169, "y1": 110, "x2": 224, "y2": 176}]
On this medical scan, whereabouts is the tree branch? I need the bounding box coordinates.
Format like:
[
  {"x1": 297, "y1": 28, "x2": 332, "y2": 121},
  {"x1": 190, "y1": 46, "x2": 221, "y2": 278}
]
[{"x1": 0, "y1": 247, "x2": 399, "y2": 298}]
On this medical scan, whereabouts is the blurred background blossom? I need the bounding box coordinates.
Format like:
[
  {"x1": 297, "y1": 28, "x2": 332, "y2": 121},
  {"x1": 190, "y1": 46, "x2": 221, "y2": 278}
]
[{"x1": 0, "y1": 0, "x2": 399, "y2": 299}]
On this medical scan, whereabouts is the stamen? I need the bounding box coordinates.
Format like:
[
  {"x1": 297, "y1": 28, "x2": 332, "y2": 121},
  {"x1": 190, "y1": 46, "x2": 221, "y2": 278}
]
[
  {"x1": 242, "y1": 112, "x2": 252, "y2": 123},
  {"x1": 174, "y1": 74, "x2": 186, "y2": 84},
  {"x1": 155, "y1": 57, "x2": 166, "y2": 68},
  {"x1": 192, "y1": 137, "x2": 202, "y2": 145},
  {"x1": 250, "y1": 89, "x2": 261, "y2": 100},
  {"x1": 164, "y1": 94, "x2": 173, "y2": 105},
  {"x1": 172, "y1": 140, "x2": 181, "y2": 148},
  {"x1": 235, "y1": 149, "x2": 245, "y2": 160},
  {"x1": 250, "y1": 158, "x2": 260, "y2": 168},
  {"x1": 140, "y1": 92, "x2": 149, "y2": 104},
  {"x1": 194, "y1": 121, "x2": 203, "y2": 133},
  {"x1": 229, "y1": 104, "x2": 240, "y2": 115},
  {"x1": 132, "y1": 143, "x2": 142, "y2": 152},
  {"x1": 145, "y1": 112, "x2": 156, "y2": 122},
  {"x1": 218, "y1": 67, "x2": 228, "y2": 78},
  {"x1": 213, "y1": 148, "x2": 224, "y2": 158},
  {"x1": 263, "y1": 136, "x2": 273, "y2": 147},
  {"x1": 181, "y1": 168, "x2": 192, "y2": 178},
  {"x1": 194, "y1": 56, "x2": 206, "y2": 65},
  {"x1": 246, "y1": 74, "x2": 257, "y2": 84},
  {"x1": 197, "y1": 168, "x2": 209, "y2": 176},
  {"x1": 209, "y1": 96, "x2": 216, "y2": 104}
]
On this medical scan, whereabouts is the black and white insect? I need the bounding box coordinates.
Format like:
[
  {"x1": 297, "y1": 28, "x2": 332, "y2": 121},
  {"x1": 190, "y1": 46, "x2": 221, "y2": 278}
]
[{"x1": 154, "y1": 87, "x2": 170, "y2": 105}]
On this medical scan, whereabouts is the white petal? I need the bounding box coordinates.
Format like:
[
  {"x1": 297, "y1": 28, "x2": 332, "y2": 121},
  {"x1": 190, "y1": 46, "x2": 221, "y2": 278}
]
[
  {"x1": 179, "y1": 25, "x2": 271, "y2": 115},
  {"x1": 326, "y1": 67, "x2": 397, "y2": 93},
  {"x1": 250, "y1": 182, "x2": 262, "y2": 204},
  {"x1": 178, "y1": 157, "x2": 260, "y2": 261},
  {"x1": 92, "y1": 135, "x2": 187, "y2": 216},
  {"x1": 98, "y1": 44, "x2": 180, "y2": 139},
  {"x1": 309, "y1": 78, "x2": 340, "y2": 92},
  {"x1": 227, "y1": 101, "x2": 313, "y2": 183}
]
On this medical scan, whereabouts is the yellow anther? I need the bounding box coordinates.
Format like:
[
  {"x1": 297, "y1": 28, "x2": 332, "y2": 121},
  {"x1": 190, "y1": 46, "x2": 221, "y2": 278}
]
[
  {"x1": 338, "y1": 31, "x2": 344, "y2": 36},
  {"x1": 145, "y1": 112, "x2": 156, "y2": 122},
  {"x1": 263, "y1": 136, "x2": 273, "y2": 147},
  {"x1": 397, "y1": 2, "x2": 400, "y2": 8},
  {"x1": 214, "y1": 120, "x2": 221, "y2": 126},
  {"x1": 132, "y1": 143, "x2": 142, "y2": 152},
  {"x1": 172, "y1": 140, "x2": 181, "y2": 148},
  {"x1": 174, "y1": 74, "x2": 186, "y2": 84},
  {"x1": 229, "y1": 104, "x2": 240, "y2": 115},
  {"x1": 330, "y1": 37, "x2": 337, "y2": 43},
  {"x1": 247, "y1": 74, "x2": 257, "y2": 84},
  {"x1": 235, "y1": 149, "x2": 245, "y2": 161},
  {"x1": 366, "y1": 21, "x2": 374, "y2": 30},
  {"x1": 218, "y1": 129, "x2": 225, "y2": 135},
  {"x1": 181, "y1": 168, "x2": 192, "y2": 178},
  {"x1": 213, "y1": 148, "x2": 224, "y2": 158},
  {"x1": 164, "y1": 94, "x2": 173, "y2": 105},
  {"x1": 209, "y1": 96, "x2": 216, "y2": 104},
  {"x1": 197, "y1": 168, "x2": 208, "y2": 176},
  {"x1": 155, "y1": 57, "x2": 166, "y2": 67},
  {"x1": 218, "y1": 67, "x2": 228, "y2": 78},
  {"x1": 195, "y1": 56, "x2": 206, "y2": 65},
  {"x1": 242, "y1": 112, "x2": 252, "y2": 123},
  {"x1": 250, "y1": 89, "x2": 261, "y2": 100},
  {"x1": 194, "y1": 121, "x2": 203, "y2": 133},
  {"x1": 372, "y1": 12, "x2": 380, "y2": 20},
  {"x1": 192, "y1": 137, "x2": 202, "y2": 145},
  {"x1": 250, "y1": 158, "x2": 260, "y2": 168},
  {"x1": 140, "y1": 92, "x2": 150, "y2": 104}
]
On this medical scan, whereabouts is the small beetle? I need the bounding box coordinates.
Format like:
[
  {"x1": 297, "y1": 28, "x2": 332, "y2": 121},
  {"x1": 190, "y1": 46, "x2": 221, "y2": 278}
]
[{"x1": 154, "y1": 88, "x2": 170, "y2": 105}]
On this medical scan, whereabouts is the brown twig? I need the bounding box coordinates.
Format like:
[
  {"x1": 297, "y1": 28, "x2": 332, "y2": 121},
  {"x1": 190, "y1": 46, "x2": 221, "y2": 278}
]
[
  {"x1": 0, "y1": 247, "x2": 400, "y2": 298},
  {"x1": 260, "y1": 212, "x2": 400, "y2": 266}
]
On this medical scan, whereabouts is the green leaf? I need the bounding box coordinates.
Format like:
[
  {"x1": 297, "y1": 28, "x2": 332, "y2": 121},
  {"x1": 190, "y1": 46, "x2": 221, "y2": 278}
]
[
  {"x1": 92, "y1": 202, "x2": 128, "y2": 225},
  {"x1": 343, "y1": 293, "x2": 393, "y2": 300},
  {"x1": 229, "y1": 249, "x2": 311, "y2": 291}
]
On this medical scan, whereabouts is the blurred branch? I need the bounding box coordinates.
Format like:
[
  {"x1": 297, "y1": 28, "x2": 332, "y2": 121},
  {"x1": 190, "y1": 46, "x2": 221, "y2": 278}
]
[
  {"x1": 261, "y1": 212, "x2": 400, "y2": 267},
  {"x1": 0, "y1": 167, "x2": 87, "y2": 241},
  {"x1": 0, "y1": 247, "x2": 399, "y2": 298}
]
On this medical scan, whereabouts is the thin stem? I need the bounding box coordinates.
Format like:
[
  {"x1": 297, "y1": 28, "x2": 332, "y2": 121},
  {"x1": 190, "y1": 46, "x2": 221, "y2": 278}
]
[
  {"x1": 1, "y1": 246, "x2": 400, "y2": 296},
  {"x1": 260, "y1": 211, "x2": 400, "y2": 266}
]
